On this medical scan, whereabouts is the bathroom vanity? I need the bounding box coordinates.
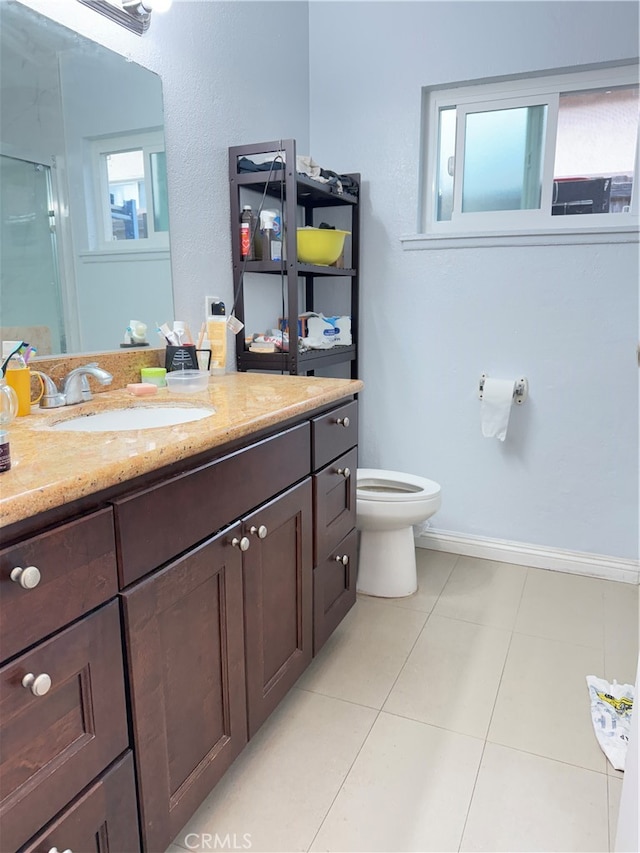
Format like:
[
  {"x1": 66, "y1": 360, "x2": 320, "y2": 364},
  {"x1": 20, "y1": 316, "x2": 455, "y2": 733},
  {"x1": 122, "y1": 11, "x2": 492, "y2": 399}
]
[{"x1": 0, "y1": 372, "x2": 361, "y2": 852}]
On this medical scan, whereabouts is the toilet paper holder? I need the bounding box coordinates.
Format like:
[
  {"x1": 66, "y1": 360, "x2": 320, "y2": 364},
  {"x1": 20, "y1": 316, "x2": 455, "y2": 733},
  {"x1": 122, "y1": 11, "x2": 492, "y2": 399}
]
[{"x1": 479, "y1": 374, "x2": 528, "y2": 404}]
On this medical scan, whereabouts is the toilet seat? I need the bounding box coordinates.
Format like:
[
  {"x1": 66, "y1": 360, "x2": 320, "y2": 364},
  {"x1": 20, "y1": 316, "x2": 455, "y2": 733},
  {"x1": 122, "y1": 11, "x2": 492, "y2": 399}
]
[{"x1": 357, "y1": 468, "x2": 441, "y2": 502}]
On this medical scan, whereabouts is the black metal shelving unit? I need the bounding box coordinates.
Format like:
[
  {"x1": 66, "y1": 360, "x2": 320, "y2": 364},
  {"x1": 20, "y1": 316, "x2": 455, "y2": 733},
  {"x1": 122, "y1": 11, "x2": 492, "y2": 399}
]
[{"x1": 229, "y1": 139, "x2": 360, "y2": 377}]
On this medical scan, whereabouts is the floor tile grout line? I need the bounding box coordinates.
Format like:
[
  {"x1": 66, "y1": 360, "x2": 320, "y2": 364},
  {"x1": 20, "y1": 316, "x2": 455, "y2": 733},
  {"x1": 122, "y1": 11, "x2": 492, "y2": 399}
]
[
  {"x1": 293, "y1": 683, "x2": 381, "y2": 713},
  {"x1": 376, "y1": 607, "x2": 432, "y2": 711},
  {"x1": 305, "y1": 705, "x2": 382, "y2": 853},
  {"x1": 607, "y1": 774, "x2": 613, "y2": 852},
  {"x1": 305, "y1": 558, "x2": 460, "y2": 852},
  {"x1": 379, "y1": 707, "x2": 487, "y2": 743},
  {"x1": 483, "y1": 736, "x2": 611, "y2": 776},
  {"x1": 456, "y1": 737, "x2": 489, "y2": 853},
  {"x1": 510, "y1": 626, "x2": 607, "y2": 653},
  {"x1": 482, "y1": 620, "x2": 516, "y2": 748}
]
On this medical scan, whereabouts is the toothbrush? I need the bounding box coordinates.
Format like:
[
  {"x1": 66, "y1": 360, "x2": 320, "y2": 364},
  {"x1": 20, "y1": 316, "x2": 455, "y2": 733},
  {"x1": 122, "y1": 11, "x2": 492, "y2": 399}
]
[{"x1": 159, "y1": 322, "x2": 179, "y2": 345}]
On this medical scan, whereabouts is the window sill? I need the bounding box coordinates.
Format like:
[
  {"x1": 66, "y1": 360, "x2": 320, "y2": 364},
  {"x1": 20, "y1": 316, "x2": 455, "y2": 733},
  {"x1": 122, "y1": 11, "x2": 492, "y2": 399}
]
[
  {"x1": 79, "y1": 246, "x2": 170, "y2": 263},
  {"x1": 400, "y1": 224, "x2": 639, "y2": 251}
]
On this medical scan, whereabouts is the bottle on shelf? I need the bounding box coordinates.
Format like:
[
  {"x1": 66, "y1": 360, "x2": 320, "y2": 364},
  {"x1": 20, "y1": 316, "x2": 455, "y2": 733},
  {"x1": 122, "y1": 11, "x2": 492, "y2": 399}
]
[
  {"x1": 260, "y1": 210, "x2": 282, "y2": 262},
  {"x1": 240, "y1": 205, "x2": 256, "y2": 260},
  {"x1": 206, "y1": 299, "x2": 227, "y2": 375}
]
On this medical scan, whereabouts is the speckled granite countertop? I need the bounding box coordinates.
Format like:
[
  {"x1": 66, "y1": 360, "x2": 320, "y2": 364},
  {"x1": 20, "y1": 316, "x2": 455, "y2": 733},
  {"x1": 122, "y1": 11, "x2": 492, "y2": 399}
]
[{"x1": 0, "y1": 373, "x2": 363, "y2": 528}]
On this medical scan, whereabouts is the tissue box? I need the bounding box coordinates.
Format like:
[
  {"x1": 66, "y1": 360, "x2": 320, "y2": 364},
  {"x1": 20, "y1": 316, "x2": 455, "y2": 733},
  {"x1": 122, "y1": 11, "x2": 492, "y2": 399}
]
[{"x1": 305, "y1": 314, "x2": 351, "y2": 347}]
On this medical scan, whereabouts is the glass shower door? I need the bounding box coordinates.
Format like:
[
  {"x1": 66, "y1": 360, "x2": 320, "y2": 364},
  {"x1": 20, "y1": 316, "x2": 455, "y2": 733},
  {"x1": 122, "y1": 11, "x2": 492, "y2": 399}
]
[{"x1": 0, "y1": 154, "x2": 65, "y2": 353}]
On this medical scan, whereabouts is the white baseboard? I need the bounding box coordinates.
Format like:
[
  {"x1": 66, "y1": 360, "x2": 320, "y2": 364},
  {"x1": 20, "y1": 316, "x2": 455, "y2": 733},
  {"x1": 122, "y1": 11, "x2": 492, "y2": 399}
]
[{"x1": 414, "y1": 528, "x2": 640, "y2": 585}]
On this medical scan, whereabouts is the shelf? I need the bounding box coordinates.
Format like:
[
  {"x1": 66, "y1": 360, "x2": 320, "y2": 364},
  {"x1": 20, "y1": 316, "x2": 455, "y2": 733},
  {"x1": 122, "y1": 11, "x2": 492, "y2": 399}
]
[
  {"x1": 234, "y1": 260, "x2": 356, "y2": 277},
  {"x1": 237, "y1": 346, "x2": 357, "y2": 374},
  {"x1": 233, "y1": 170, "x2": 358, "y2": 208},
  {"x1": 230, "y1": 139, "x2": 359, "y2": 378}
]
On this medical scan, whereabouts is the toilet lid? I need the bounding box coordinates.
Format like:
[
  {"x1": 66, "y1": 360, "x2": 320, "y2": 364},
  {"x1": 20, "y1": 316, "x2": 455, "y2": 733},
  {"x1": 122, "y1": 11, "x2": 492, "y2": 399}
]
[{"x1": 356, "y1": 468, "x2": 441, "y2": 502}]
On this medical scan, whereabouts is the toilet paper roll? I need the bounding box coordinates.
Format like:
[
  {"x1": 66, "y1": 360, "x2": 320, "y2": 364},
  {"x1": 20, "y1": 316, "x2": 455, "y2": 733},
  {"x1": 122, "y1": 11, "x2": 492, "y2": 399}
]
[{"x1": 481, "y1": 378, "x2": 516, "y2": 441}]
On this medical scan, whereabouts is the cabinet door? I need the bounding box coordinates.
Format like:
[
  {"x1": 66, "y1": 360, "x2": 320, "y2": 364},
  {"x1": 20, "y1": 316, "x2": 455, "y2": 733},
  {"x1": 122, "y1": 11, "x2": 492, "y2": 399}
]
[
  {"x1": 313, "y1": 529, "x2": 358, "y2": 654},
  {"x1": 122, "y1": 526, "x2": 247, "y2": 853},
  {"x1": 243, "y1": 479, "x2": 313, "y2": 737},
  {"x1": 0, "y1": 601, "x2": 128, "y2": 852},
  {"x1": 19, "y1": 752, "x2": 139, "y2": 853}
]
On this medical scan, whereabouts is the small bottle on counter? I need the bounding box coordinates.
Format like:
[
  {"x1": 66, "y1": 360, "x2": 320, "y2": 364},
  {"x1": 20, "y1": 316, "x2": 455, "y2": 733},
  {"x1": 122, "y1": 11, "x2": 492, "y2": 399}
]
[{"x1": 0, "y1": 430, "x2": 10, "y2": 472}]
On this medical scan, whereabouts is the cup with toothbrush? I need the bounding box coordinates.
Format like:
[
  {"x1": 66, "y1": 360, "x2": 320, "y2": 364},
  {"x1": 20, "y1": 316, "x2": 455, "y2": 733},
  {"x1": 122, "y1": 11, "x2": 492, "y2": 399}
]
[{"x1": 1, "y1": 341, "x2": 44, "y2": 416}]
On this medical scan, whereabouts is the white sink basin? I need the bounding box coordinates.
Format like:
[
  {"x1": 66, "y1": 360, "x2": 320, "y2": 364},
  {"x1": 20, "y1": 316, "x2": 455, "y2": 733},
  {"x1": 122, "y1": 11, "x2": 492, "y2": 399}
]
[{"x1": 50, "y1": 405, "x2": 215, "y2": 432}]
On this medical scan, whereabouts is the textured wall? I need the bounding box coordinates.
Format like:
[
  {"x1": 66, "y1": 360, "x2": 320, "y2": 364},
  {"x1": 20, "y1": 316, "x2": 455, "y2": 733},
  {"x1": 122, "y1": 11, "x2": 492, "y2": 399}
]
[
  {"x1": 14, "y1": 0, "x2": 640, "y2": 561},
  {"x1": 308, "y1": 1, "x2": 639, "y2": 560}
]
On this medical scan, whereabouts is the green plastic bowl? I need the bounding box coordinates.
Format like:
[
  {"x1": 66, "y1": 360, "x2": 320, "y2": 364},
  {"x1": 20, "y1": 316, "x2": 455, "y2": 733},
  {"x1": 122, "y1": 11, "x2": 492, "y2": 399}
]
[{"x1": 297, "y1": 228, "x2": 350, "y2": 266}]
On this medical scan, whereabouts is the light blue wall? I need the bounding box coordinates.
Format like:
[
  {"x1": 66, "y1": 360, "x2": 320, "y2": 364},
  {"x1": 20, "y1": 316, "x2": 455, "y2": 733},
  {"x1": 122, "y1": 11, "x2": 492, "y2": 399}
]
[
  {"x1": 17, "y1": 0, "x2": 639, "y2": 561},
  {"x1": 308, "y1": 1, "x2": 639, "y2": 560}
]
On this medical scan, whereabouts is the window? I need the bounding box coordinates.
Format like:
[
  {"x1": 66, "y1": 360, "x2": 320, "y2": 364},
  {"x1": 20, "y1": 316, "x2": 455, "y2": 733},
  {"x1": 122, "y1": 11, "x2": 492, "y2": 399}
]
[
  {"x1": 91, "y1": 130, "x2": 169, "y2": 249},
  {"x1": 421, "y1": 66, "x2": 639, "y2": 237}
]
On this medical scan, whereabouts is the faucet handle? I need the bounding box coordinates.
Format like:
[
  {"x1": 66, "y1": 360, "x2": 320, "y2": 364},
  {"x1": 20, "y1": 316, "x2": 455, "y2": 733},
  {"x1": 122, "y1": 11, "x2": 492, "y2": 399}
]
[{"x1": 31, "y1": 370, "x2": 66, "y2": 409}]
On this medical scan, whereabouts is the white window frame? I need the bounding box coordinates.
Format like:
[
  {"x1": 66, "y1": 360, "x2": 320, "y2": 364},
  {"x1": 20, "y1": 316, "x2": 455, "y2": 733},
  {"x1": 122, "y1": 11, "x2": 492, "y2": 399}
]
[
  {"x1": 417, "y1": 65, "x2": 639, "y2": 245},
  {"x1": 90, "y1": 130, "x2": 169, "y2": 252}
]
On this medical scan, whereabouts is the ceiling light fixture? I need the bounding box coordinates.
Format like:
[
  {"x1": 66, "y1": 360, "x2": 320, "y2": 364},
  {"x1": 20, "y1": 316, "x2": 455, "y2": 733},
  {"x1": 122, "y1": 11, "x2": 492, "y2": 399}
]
[{"x1": 77, "y1": 0, "x2": 172, "y2": 36}]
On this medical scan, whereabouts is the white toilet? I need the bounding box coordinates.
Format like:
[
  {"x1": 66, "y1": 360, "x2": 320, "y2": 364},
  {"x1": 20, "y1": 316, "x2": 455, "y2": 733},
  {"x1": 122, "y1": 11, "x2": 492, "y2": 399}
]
[{"x1": 356, "y1": 469, "x2": 441, "y2": 598}]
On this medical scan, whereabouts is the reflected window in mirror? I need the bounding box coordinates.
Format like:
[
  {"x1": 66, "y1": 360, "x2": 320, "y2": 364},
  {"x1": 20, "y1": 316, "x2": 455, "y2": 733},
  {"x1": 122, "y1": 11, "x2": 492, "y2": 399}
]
[
  {"x1": 92, "y1": 131, "x2": 169, "y2": 248},
  {"x1": 0, "y1": 1, "x2": 175, "y2": 356}
]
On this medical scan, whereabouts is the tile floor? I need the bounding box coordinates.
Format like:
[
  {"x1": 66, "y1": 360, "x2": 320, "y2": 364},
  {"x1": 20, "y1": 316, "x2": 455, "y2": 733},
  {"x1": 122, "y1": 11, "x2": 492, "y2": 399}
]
[{"x1": 169, "y1": 551, "x2": 638, "y2": 853}]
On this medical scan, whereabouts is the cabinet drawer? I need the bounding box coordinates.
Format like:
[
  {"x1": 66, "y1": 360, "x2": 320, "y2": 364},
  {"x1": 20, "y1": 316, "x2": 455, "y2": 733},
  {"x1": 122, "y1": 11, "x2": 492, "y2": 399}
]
[
  {"x1": 0, "y1": 508, "x2": 118, "y2": 662},
  {"x1": 313, "y1": 528, "x2": 357, "y2": 654},
  {"x1": 313, "y1": 447, "x2": 357, "y2": 563},
  {"x1": 311, "y1": 400, "x2": 358, "y2": 471},
  {"x1": 0, "y1": 600, "x2": 129, "y2": 852},
  {"x1": 19, "y1": 752, "x2": 139, "y2": 853},
  {"x1": 114, "y1": 421, "x2": 311, "y2": 587}
]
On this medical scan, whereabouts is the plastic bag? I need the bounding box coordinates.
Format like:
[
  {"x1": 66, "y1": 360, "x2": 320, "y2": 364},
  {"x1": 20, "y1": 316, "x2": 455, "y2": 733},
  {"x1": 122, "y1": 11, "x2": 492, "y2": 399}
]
[{"x1": 586, "y1": 675, "x2": 634, "y2": 770}]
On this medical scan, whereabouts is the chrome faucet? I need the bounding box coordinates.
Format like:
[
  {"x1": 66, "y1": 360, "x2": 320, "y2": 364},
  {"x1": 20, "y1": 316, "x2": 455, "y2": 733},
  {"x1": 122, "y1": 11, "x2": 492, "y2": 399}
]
[{"x1": 33, "y1": 363, "x2": 113, "y2": 408}]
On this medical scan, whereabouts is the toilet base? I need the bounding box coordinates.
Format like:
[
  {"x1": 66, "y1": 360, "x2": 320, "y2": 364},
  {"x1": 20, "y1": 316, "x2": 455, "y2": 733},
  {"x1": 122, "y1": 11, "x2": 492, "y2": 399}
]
[{"x1": 357, "y1": 526, "x2": 417, "y2": 598}]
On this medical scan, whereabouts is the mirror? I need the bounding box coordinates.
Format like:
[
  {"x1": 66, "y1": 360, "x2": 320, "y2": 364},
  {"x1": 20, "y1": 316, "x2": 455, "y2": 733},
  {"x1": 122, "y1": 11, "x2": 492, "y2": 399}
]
[{"x1": 0, "y1": 0, "x2": 174, "y2": 356}]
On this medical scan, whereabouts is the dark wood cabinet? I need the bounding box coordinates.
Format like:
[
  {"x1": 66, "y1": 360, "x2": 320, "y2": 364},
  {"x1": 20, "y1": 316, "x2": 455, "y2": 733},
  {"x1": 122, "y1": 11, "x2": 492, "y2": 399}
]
[
  {"x1": 19, "y1": 752, "x2": 140, "y2": 853},
  {"x1": 311, "y1": 403, "x2": 358, "y2": 653},
  {"x1": 1, "y1": 394, "x2": 358, "y2": 851},
  {"x1": 313, "y1": 529, "x2": 358, "y2": 653},
  {"x1": 0, "y1": 507, "x2": 118, "y2": 662},
  {"x1": 122, "y1": 526, "x2": 247, "y2": 853},
  {"x1": 0, "y1": 601, "x2": 128, "y2": 852},
  {"x1": 243, "y1": 479, "x2": 313, "y2": 737}
]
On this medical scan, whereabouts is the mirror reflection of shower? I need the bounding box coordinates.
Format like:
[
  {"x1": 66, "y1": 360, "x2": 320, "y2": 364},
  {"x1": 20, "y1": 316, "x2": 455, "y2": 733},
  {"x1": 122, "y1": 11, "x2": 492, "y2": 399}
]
[
  {"x1": 0, "y1": 1, "x2": 174, "y2": 357},
  {"x1": 0, "y1": 154, "x2": 67, "y2": 355}
]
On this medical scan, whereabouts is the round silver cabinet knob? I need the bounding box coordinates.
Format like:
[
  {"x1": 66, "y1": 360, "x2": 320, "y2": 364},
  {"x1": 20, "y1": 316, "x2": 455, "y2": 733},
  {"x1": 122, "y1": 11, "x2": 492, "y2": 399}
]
[
  {"x1": 10, "y1": 565, "x2": 41, "y2": 589},
  {"x1": 48, "y1": 847, "x2": 73, "y2": 853},
  {"x1": 336, "y1": 467, "x2": 351, "y2": 479},
  {"x1": 334, "y1": 555, "x2": 349, "y2": 565},
  {"x1": 231, "y1": 536, "x2": 250, "y2": 552},
  {"x1": 249, "y1": 525, "x2": 268, "y2": 539},
  {"x1": 336, "y1": 416, "x2": 350, "y2": 428},
  {"x1": 22, "y1": 672, "x2": 52, "y2": 696}
]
